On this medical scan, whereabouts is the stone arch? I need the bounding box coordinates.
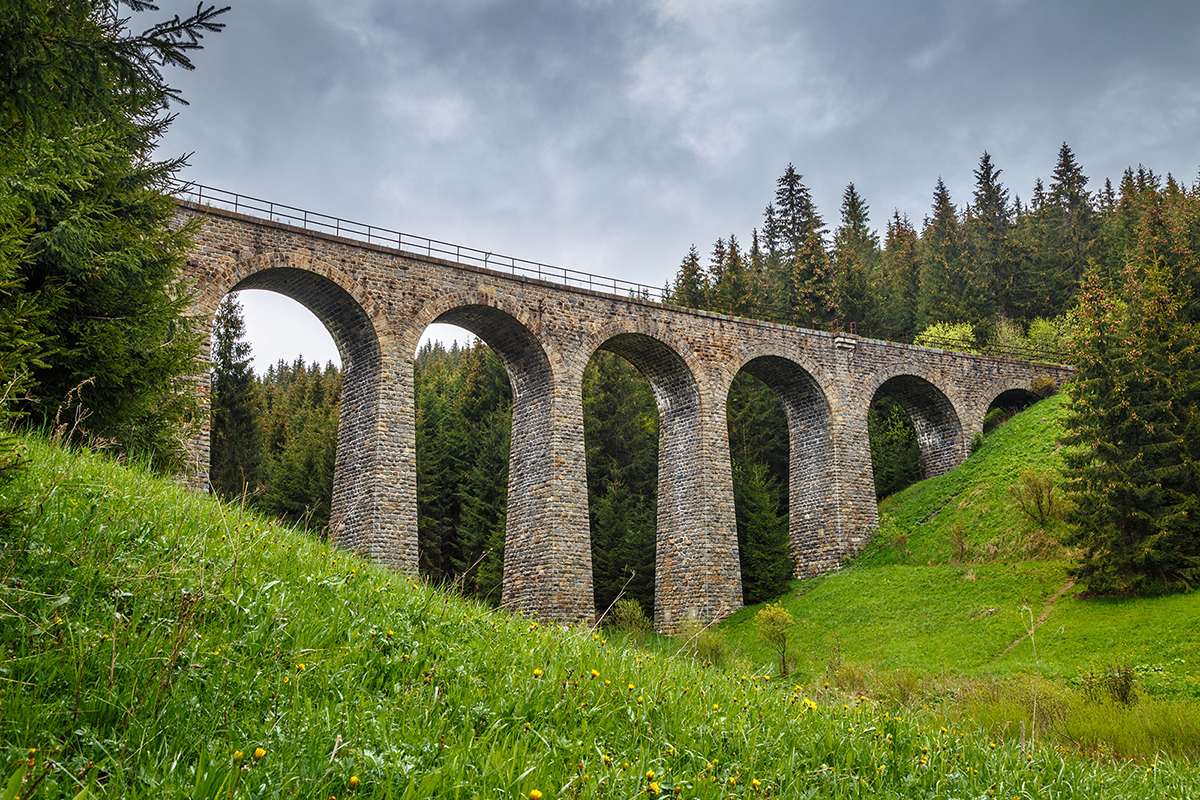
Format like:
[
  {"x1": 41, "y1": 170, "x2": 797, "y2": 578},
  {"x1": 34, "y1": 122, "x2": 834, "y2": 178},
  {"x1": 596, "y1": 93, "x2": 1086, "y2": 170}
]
[
  {"x1": 190, "y1": 250, "x2": 393, "y2": 352},
  {"x1": 866, "y1": 370, "x2": 965, "y2": 481},
  {"x1": 187, "y1": 250, "x2": 410, "y2": 570},
  {"x1": 408, "y1": 292, "x2": 591, "y2": 621},
  {"x1": 583, "y1": 324, "x2": 740, "y2": 630},
  {"x1": 973, "y1": 375, "x2": 1045, "y2": 436},
  {"x1": 725, "y1": 349, "x2": 837, "y2": 579}
]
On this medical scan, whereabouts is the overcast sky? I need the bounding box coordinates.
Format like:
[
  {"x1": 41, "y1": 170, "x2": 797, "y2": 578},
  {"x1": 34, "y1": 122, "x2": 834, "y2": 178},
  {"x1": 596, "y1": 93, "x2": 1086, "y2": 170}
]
[{"x1": 153, "y1": 0, "x2": 1200, "y2": 371}]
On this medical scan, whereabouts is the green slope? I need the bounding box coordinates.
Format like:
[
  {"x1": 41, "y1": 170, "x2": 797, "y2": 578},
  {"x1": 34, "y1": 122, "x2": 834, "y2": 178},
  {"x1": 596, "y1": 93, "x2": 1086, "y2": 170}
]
[
  {"x1": 720, "y1": 395, "x2": 1200, "y2": 698},
  {"x1": 3, "y1": 428, "x2": 1199, "y2": 798}
]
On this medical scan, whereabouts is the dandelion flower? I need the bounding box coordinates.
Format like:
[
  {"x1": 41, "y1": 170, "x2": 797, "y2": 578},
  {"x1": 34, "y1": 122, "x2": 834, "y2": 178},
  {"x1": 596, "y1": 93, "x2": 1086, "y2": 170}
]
[
  {"x1": 529, "y1": 790, "x2": 543, "y2": 800},
  {"x1": 590, "y1": 669, "x2": 600, "y2": 678},
  {"x1": 349, "y1": 776, "x2": 359, "y2": 790},
  {"x1": 254, "y1": 747, "x2": 266, "y2": 760},
  {"x1": 649, "y1": 781, "x2": 661, "y2": 794},
  {"x1": 647, "y1": 770, "x2": 655, "y2": 779},
  {"x1": 233, "y1": 750, "x2": 244, "y2": 762},
  {"x1": 533, "y1": 668, "x2": 543, "y2": 678}
]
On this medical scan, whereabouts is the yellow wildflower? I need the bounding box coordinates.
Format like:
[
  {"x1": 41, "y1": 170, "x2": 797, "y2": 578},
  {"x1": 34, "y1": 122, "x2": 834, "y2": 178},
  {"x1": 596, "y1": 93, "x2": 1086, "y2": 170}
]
[{"x1": 254, "y1": 747, "x2": 266, "y2": 760}]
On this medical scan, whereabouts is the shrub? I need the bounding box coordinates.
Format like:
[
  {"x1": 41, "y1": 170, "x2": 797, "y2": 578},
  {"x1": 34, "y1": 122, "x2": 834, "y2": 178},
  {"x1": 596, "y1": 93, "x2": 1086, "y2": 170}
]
[
  {"x1": 968, "y1": 432, "x2": 986, "y2": 454},
  {"x1": 608, "y1": 598, "x2": 652, "y2": 636},
  {"x1": 983, "y1": 407, "x2": 1015, "y2": 433},
  {"x1": 1009, "y1": 468, "x2": 1062, "y2": 528},
  {"x1": 914, "y1": 322, "x2": 978, "y2": 354},
  {"x1": 988, "y1": 316, "x2": 1028, "y2": 358},
  {"x1": 1027, "y1": 315, "x2": 1074, "y2": 363},
  {"x1": 1030, "y1": 375, "x2": 1058, "y2": 398},
  {"x1": 1080, "y1": 663, "x2": 1138, "y2": 707},
  {"x1": 754, "y1": 602, "x2": 794, "y2": 676}
]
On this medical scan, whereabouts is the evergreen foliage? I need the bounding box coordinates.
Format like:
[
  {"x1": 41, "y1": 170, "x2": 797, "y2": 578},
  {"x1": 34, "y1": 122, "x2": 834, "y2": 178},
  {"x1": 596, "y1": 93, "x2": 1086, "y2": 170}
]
[
  {"x1": 1, "y1": 0, "x2": 228, "y2": 469},
  {"x1": 869, "y1": 397, "x2": 922, "y2": 500},
  {"x1": 210, "y1": 294, "x2": 260, "y2": 499},
  {"x1": 918, "y1": 179, "x2": 969, "y2": 327},
  {"x1": 584, "y1": 351, "x2": 658, "y2": 618},
  {"x1": 1061, "y1": 187, "x2": 1200, "y2": 595},
  {"x1": 256, "y1": 359, "x2": 341, "y2": 532}
]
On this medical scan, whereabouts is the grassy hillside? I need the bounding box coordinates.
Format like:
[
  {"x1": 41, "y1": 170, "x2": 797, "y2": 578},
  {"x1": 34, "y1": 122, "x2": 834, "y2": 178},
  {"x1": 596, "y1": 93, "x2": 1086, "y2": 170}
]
[
  {"x1": 716, "y1": 394, "x2": 1200, "y2": 758},
  {"x1": 2, "y1": 427, "x2": 1199, "y2": 798}
]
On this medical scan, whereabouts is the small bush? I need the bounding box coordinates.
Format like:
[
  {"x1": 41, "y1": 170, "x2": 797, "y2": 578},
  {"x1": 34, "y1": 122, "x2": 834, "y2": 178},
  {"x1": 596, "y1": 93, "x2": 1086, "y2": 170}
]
[
  {"x1": 755, "y1": 602, "x2": 794, "y2": 677},
  {"x1": 607, "y1": 598, "x2": 652, "y2": 636},
  {"x1": 1030, "y1": 375, "x2": 1058, "y2": 398},
  {"x1": 1080, "y1": 663, "x2": 1138, "y2": 707},
  {"x1": 1009, "y1": 468, "x2": 1062, "y2": 528},
  {"x1": 1027, "y1": 315, "x2": 1074, "y2": 363},
  {"x1": 968, "y1": 432, "x2": 985, "y2": 454},
  {"x1": 914, "y1": 322, "x2": 978, "y2": 353},
  {"x1": 948, "y1": 523, "x2": 970, "y2": 562},
  {"x1": 988, "y1": 316, "x2": 1028, "y2": 358}
]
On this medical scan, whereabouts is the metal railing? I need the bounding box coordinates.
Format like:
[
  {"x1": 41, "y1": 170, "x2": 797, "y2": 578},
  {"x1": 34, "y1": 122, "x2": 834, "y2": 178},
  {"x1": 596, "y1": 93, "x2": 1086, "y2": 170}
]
[
  {"x1": 174, "y1": 183, "x2": 667, "y2": 303},
  {"x1": 173, "y1": 182, "x2": 1071, "y2": 366}
]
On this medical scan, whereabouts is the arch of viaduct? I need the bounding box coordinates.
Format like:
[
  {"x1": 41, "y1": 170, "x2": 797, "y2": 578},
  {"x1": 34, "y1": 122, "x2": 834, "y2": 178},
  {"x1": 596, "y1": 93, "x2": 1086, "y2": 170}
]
[{"x1": 177, "y1": 201, "x2": 1073, "y2": 632}]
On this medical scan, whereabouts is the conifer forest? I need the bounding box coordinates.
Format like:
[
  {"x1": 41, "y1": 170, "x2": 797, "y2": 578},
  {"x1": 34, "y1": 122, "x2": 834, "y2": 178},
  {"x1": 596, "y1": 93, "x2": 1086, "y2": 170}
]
[{"x1": 207, "y1": 149, "x2": 1200, "y2": 613}]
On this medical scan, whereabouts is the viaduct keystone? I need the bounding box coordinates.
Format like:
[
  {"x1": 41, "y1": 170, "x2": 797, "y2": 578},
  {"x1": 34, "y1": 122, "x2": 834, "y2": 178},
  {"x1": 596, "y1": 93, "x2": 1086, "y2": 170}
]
[{"x1": 174, "y1": 190, "x2": 1074, "y2": 632}]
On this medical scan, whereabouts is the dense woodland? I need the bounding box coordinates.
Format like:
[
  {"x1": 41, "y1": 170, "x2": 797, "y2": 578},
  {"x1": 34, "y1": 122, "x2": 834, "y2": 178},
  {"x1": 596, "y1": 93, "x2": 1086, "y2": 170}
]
[
  {"x1": 1, "y1": 2, "x2": 1195, "y2": 617},
  {"x1": 208, "y1": 149, "x2": 1200, "y2": 611}
]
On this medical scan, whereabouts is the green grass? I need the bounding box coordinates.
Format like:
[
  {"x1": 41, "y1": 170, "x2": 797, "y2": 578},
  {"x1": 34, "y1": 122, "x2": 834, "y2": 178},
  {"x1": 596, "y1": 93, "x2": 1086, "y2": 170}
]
[
  {"x1": 713, "y1": 394, "x2": 1200, "y2": 762},
  {"x1": 4, "y1": 419, "x2": 1200, "y2": 798}
]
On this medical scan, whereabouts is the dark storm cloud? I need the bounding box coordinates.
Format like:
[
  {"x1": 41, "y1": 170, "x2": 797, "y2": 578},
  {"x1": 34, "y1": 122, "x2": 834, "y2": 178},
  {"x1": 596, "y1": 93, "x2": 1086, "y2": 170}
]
[{"x1": 156, "y1": 0, "x2": 1200, "y2": 361}]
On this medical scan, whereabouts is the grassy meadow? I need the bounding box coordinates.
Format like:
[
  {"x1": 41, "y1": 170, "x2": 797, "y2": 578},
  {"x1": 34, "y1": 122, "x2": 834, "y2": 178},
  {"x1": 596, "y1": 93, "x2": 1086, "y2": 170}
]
[{"x1": 2, "y1": 397, "x2": 1200, "y2": 797}]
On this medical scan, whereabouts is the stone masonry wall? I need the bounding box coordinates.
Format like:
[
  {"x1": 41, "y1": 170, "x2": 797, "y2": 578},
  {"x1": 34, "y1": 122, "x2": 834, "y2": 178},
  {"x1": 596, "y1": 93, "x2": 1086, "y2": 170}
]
[{"x1": 176, "y1": 202, "x2": 1074, "y2": 631}]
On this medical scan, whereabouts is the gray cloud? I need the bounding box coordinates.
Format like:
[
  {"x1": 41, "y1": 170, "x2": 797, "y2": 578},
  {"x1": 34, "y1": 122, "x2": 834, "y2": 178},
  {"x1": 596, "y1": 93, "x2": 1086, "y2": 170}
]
[{"x1": 154, "y1": 0, "x2": 1200, "y2": 363}]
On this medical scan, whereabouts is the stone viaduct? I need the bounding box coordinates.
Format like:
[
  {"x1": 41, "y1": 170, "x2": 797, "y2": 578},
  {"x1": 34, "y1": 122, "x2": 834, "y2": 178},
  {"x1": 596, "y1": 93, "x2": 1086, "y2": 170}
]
[{"x1": 175, "y1": 192, "x2": 1073, "y2": 632}]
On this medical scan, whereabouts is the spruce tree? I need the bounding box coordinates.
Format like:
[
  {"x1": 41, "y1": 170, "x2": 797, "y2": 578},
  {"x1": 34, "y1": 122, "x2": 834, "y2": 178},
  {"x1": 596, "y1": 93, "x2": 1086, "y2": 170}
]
[
  {"x1": 918, "y1": 179, "x2": 968, "y2": 328},
  {"x1": 210, "y1": 294, "x2": 261, "y2": 499},
  {"x1": 877, "y1": 212, "x2": 921, "y2": 337},
  {"x1": 671, "y1": 245, "x2": 709, "y2": 310},
  {"x1": 2, "y1": 0, "x2": 228, "y2": 469},
  {"x1": 583, "y1": 350, "x2": 658, "y2": 616},
  {"x1": 1062, "y1": 265, "x2": 1200, "y2": 595},
  {"x1": 1024, "y1": 143, "x2": 1098, "y2": 315},
  {"x1": 964, "y1": 152, "x2": 1012, "y2": 321},
  {"x1": 1060, "y1": 178, "x2": 1200, "y2": 596},
  {"x1": 451, "y1": 343, "x2": 512, "y2": 601},
  {"x1": 832, "y1": 183, "x2": 879, "y2": 328},
  {"x1": 735, "y1": 461, "x2": 792, "y2": 605}
]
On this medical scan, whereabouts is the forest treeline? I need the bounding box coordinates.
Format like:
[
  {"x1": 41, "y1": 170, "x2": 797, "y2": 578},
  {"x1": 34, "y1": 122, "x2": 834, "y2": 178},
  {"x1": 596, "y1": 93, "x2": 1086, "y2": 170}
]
[{"x1": 211, "y1": 145, "x2": 1200, "y2": 612}]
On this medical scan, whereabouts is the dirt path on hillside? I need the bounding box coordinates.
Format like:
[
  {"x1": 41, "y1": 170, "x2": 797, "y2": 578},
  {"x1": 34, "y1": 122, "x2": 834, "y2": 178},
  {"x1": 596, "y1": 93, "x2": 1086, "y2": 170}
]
[{"x1": 994, "y1": 579, "x2": 1075, "y2": 660}]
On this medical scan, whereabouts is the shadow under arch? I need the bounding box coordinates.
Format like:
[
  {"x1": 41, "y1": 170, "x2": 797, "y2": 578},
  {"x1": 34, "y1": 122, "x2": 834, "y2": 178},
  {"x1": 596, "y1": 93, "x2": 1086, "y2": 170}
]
[
  {"x1": 592, "y1": 332, "x2": 736, "y2": 630},
  {"x1": 732, "y1": 355, "x2": 837, "y2": 580},
  {"x1": 982, "y1": 387, "x2": 1041, "y2": 433},
  {"x1": 870, "y1": 374, "x2": 964, "y2": 481},
  {"x1": 220, "y1": 265, "x2": 390, "y2": 560},
  {"x1": 413, "y1": 301, "x2": 591, "y2": 619}
]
